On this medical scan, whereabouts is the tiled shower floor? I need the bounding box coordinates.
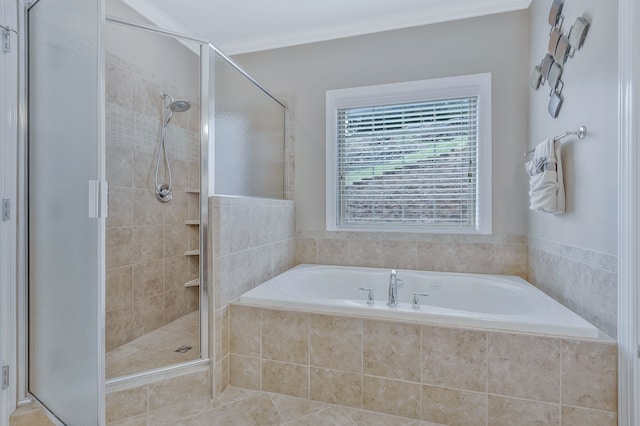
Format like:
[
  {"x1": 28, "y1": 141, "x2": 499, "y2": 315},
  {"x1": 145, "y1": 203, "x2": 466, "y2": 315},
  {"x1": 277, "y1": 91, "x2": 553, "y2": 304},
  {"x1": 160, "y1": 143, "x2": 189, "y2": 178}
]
[{"x1": 106, "y1": 311, "x2": 200, "y2": 379}]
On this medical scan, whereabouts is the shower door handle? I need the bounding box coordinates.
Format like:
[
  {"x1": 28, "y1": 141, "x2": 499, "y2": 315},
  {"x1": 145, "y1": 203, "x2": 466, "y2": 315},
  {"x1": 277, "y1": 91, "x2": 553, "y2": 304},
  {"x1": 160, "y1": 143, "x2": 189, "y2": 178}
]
[{"x1": 88, "y1": 180, "x2": 109, "y2": 219}]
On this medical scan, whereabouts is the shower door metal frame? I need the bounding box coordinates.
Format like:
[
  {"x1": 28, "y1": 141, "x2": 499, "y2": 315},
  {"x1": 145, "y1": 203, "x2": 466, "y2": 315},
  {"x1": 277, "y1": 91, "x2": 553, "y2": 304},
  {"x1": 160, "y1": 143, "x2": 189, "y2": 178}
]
[
  {"x1": 104, "y1": 16, "x2": 211, "y2": 383},
  {"x1": 0, "y1": 0, "x2": 20, "y2": 423},
  {"x1": 199, "y1": 42, "x2": 211, "y2": 366},
  {"x1": 618, "y1": 0, "x2": 640, "y2": 423}
]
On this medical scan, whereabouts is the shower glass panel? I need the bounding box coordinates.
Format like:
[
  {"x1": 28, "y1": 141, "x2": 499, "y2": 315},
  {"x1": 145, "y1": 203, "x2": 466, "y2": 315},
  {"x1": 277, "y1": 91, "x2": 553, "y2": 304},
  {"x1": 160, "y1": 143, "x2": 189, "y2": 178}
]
[
  {"x1": 28, "y1": 0, "x2": 104, "y2": 423},
  {"x1": 104, "y1": 20, "x2": 205, "y2": 380},
  {"x1": 213, "y1": 51, "x2": 286, "y2": 199}
]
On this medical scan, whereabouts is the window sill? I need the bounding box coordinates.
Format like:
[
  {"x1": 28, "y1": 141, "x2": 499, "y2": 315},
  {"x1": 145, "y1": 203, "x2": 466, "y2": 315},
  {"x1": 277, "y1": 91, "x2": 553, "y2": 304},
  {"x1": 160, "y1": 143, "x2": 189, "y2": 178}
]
[{"x1": 327, "y1": 224, "x2": 491, "y2": 235}]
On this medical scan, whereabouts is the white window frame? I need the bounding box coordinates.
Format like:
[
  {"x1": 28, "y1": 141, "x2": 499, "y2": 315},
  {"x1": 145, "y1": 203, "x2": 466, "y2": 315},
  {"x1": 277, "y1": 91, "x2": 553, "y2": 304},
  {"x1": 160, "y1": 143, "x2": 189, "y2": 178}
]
[{"x1": 326, "y1": 73, "x2": 492, "y2": 234}]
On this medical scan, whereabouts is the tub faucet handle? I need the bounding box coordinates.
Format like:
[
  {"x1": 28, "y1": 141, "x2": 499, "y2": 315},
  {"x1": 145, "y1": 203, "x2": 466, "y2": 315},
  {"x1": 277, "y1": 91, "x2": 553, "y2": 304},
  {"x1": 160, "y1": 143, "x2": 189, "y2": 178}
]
[
  {"x1": 359, "y1": 287, "x2": 375, "y2": 305},
  {"x1": 412, "y1": 292, "x2": 429, "y2": 309}
]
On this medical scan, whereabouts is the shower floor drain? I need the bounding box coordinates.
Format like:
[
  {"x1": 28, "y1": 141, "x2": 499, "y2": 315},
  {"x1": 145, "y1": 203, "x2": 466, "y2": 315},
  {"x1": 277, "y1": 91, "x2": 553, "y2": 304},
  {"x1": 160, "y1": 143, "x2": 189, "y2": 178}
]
[{"x1": 175, "y1": 345, "x2": 192, "y2": 353}]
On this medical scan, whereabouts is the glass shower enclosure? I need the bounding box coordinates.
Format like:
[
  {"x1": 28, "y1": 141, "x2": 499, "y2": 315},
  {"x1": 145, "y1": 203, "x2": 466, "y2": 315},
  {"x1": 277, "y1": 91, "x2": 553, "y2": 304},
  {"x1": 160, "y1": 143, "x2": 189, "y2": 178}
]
[
  {"x1": 27, "y1": 2, "x2": 285, "y2": 424},
  {"x1": 28, "y1": 0, "x2": 106, "y2": 423},
  {"x1": 103, "y1": 17, "x2": 206, "y2": 381}
]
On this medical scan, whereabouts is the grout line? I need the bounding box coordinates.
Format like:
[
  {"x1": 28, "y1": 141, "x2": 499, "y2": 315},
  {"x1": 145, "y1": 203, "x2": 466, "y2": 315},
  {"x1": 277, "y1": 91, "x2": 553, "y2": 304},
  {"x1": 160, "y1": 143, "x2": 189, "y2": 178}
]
[
  {"x1": 360, "y1": 319, "x2": 365, "y2": 409},
  {"x1": 559, "y1": 340, "x2": 563, "y2": 426},
  {"x1": 267, "y1": 393, "x2": 286, "y2": 425},
  {"x1": 307, "y1": 312, "x2": 311, "y2": 400},
  {"x1": 559, "y1": 403, "x2": 618, "y2": 414},
  {"x1": 360, "y1": 373, "x2": 423, "y2": 387},
  {"x1": 492, "y1": 243, "x2": 496, "y2": 275},
  {"x1": 419, "y1": 325, "x2": 423, "y2": 421},
  {"x1": 145, "y1": 383, "x2": 150, "y2": 418},
  {"x1": 259, "y1": 308, "x2": 263, "y2": 392},
  {"x1": 485, "y1": 392, "x2": 562, "y2": 405},
  {"x1": 485, "y1": 331, "x2": 489, "y2": 426}
]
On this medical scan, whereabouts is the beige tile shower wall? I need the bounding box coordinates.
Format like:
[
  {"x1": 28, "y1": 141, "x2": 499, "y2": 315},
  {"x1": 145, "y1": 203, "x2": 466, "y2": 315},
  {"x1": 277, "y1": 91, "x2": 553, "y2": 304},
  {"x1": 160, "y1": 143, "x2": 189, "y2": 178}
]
[
  {"x1": 229, "y1": 305, "x2": 618, "y2": 425},
  {"x1": 105, "y1": 52, "x2": 201, "y2": 352},
  {"x1": 295, "y1": 231, "x2": 526, "y2": 278},
  {"x1": 211, "y1": 195, "x2": 296, "y2": 393},
  {"x1": 527, "y1": 238, "x2": 618, "y2": 339}
]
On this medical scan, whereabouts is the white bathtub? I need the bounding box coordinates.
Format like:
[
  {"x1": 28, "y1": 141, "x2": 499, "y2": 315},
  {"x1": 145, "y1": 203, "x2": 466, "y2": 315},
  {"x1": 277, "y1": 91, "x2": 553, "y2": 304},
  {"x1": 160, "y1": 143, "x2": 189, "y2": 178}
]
[{"x1": 238, "y1": 264, "x2": 600, "y2": 339}]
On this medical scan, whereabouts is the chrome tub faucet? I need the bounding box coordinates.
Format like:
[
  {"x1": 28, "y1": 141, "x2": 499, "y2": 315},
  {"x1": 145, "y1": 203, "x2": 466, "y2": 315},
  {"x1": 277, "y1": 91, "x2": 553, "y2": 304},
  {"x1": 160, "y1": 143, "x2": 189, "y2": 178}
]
[{"x1": 388, "y1": 269, "x2": 403, "y2": 307}]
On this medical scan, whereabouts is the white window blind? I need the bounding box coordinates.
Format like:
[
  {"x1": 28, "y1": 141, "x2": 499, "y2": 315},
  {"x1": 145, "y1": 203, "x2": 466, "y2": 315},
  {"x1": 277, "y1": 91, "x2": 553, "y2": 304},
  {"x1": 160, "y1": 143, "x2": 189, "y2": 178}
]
[
  {"x1": 327, "y1": 74, "x2": 491, "y2": 233},
  {"x1": 336, "y1": 97, "x2": 479, "y2": 229}
]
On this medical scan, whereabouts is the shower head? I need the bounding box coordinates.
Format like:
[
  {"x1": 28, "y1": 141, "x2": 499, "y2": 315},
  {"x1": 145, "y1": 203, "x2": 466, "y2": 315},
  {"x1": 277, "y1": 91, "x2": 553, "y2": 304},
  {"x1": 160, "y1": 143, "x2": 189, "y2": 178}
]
[
  {"x1": 168, "y1": 99, "x2": 191, "y2": 113},
  {"x1": 160, "y1": 91, "x2": 191, "y2": 125}
]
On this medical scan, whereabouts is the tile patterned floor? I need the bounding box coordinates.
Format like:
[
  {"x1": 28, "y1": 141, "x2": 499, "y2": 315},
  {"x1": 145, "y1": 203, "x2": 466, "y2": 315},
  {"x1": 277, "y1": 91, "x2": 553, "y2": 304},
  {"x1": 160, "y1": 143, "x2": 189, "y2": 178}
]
[
  {"x1": 109, "y1": 386, "x2": 444, "y2": 426},
  {"x1": 106, "y1": 312, "x2": 200, "y2": 379},
  {"x1": 9, "y1": 403, "x2": 55, "y2": 426}
]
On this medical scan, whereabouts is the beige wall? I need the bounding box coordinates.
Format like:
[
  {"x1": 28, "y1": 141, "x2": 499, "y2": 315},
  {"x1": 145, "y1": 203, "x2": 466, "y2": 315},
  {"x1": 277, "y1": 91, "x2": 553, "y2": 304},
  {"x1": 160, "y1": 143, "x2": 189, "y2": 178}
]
[
  {"x1": 234, "y1": 10, "x2": 530, "y2": 236},
  {"x1": 106, "y1": 0, "x2": 200, "y2": 101},
  {"x1": 105, "y1": 52, "x2": 201, "y2": 352}
]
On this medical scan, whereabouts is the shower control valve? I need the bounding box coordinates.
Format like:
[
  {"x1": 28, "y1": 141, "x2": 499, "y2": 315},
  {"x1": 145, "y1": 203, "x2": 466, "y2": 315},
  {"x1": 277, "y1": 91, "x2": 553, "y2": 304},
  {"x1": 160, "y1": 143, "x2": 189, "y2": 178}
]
[{"x1": 156, "y1": 184, "x2": 173, "y2": 203}]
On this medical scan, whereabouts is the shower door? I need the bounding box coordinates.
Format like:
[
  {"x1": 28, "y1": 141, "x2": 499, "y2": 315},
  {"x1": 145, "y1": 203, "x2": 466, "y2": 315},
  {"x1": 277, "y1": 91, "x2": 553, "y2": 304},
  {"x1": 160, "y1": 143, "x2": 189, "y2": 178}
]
[{"x1": 28, "y1": 0, "x2": 105, "y2": 424}]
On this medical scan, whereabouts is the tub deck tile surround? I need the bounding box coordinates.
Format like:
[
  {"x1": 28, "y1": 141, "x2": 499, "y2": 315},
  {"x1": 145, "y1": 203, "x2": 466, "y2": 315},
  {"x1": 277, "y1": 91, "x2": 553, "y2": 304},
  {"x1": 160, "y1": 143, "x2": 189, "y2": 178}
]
[
  {"x1": 487, "y1": 333, "x2": 561, "y2": 403},
  {"x1": 421, "y1": 386, "x2": 487, "y2": 425},
  {"x1": 295, "y1": 232, "x2": 527, "y2": 280},
  {"x1": 228, "y1": 305, "x2": 618, "y2": 426},
  {"x1": 309, "y1": 314, "x2": 362, "y2": 373},
  {"x1": 421, "y1": 327, "x2": 487, "y2": 392},
  {"x1": 310, "y1": 367, "x2": 363, "y2": 408},
  {"x1": 363, "y1": 320, "x2": 421, "y2": 382},
  {"x1": 261, "y1": 310, "x2": 309, "y2": 365},
  {"x1": 526, "y1": 237, "x2": 618, "y2": 338}
]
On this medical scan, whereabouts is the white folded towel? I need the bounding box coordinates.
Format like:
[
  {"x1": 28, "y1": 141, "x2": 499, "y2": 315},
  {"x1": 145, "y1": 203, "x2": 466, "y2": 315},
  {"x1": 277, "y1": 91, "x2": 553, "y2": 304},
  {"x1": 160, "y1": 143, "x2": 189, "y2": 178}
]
[{"x1": 525, "y1": 138, "x2": 565, "y2": 214}]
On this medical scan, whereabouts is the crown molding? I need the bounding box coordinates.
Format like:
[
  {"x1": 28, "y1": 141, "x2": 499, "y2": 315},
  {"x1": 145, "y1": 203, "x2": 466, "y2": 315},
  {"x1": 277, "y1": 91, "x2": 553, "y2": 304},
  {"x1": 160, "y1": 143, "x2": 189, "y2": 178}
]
[
  {"x1": 221, "y1": 0, "x2": 532, "y2": 54},
  {"x1": 119, "y1": 0, "x2": 201, "y2": 54},
  {"x1": 119, "y1": 0, "x2": 531, "y2": 55}
]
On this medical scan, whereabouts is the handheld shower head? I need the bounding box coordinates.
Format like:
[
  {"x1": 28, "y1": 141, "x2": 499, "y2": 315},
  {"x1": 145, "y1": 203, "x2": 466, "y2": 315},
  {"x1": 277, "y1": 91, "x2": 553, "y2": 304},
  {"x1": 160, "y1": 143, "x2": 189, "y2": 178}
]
[
  {"x1": 169, "y1": 100, "x2": 191, "y2": 112},
  {"x1": 160, "y1": 91, "x2": 191, "y2": 125}
]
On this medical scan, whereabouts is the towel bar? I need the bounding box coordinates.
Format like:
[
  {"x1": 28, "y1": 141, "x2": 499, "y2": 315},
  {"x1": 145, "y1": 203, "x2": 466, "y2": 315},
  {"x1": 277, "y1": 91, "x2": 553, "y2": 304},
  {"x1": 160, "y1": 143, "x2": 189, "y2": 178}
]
[{"x1": 524, "y1": 126, "x2": 587, "y2": 156}]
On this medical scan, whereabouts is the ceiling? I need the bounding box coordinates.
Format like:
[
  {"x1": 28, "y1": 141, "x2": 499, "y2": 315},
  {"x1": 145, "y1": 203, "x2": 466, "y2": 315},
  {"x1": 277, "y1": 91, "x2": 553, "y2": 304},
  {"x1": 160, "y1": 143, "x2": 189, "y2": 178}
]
[{"x1": 120, "y1": 0, "x2": 532, "y2": 55}]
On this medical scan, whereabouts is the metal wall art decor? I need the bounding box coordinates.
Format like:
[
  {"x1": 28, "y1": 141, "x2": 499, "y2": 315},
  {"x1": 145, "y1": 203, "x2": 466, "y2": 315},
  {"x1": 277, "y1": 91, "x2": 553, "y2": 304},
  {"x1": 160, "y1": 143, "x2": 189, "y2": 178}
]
[{"x1": 531, "y1": 0, "x2": 590, "y2": 118}]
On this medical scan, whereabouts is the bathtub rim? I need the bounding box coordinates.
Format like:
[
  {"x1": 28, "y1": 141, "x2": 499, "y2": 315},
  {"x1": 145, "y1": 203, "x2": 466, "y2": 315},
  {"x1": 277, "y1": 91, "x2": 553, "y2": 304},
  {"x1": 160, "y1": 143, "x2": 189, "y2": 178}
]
[{"x1": 236, "y1": 264, "x2": 610, "y2": 342}]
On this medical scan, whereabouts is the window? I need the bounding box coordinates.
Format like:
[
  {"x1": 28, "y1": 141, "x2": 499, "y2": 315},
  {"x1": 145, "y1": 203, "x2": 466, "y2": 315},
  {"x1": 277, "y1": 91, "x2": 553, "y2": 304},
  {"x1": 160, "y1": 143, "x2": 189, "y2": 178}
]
[{"x1": 326, "y1": 74, "x2": 491, "y2": 233}]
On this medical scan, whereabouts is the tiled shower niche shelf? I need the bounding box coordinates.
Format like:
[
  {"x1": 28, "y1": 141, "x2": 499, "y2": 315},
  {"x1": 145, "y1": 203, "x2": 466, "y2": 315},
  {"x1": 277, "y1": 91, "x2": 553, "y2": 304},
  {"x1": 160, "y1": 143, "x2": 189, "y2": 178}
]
[
  {"x1": 184, "y1": 278, "x2": 200, "y2": 288},
  {"x1": 184, "y1": 189, "x2": 200, "y2": 285}
]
